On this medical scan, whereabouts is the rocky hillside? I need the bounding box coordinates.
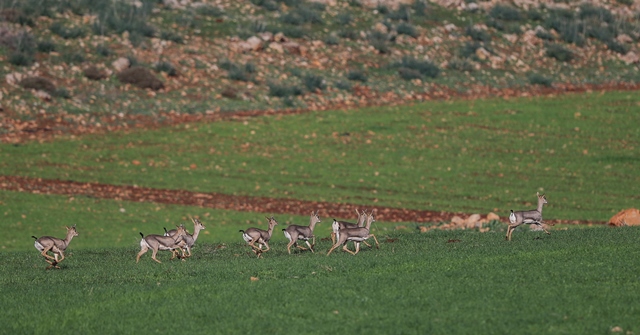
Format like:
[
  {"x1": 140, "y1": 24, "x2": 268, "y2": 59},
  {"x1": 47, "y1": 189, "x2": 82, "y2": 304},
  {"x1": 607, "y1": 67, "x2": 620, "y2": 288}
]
[{"x1": 1, "y1": 0, "x2": 639, "y2": 142}]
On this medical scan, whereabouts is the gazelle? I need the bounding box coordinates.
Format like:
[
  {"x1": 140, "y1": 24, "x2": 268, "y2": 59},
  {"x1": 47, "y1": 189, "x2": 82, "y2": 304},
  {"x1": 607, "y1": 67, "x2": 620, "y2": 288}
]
[
  {"x1": 32, "y1": 225, "x2": 79, "y2": 269},
  {"x1": 165, "y1": 216, "x2": 206, "y2": 259},
  {"x1": 330, "y1": 208, "x2": 369, "y2": 246},
  {"x1": 239, "y1": 216, "x2": 278, "y2": 257},
  {"x1": 136, "y1": 225, "x2": 187, "y2": 263},
  {"x1": 327, "y1": 212, "x2": 379, "y2": 256},
  {"x1": 506, "y1": 192, "x2": 550, "y2": 241},
  {"x1": 283, "y1": 210, "x2": 321, "y2": 254}
]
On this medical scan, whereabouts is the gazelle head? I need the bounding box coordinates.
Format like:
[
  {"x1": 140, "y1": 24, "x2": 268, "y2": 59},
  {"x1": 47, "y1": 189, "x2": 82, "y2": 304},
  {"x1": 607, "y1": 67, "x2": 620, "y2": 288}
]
[
  {"x1": 66, "y1": 225, "x2": 79, "y2": 237},
  {"x1": 190, "y1": 216, "x2": 206, "y2": 230},
  {"x1": 310, "y1": 210, "x2": 321, "y2": 225},
  {"x1": 265, "y1": 216, "x2": 278, "y2": 228},
  {"x1": 536, "y1": 192, "x2": 547, "y2": 204}
]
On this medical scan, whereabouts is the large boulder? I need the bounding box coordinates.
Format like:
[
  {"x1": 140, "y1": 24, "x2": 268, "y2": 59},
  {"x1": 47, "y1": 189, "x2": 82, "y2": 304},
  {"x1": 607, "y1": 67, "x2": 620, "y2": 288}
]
[{"x1": 608, "y1": 208, "x2": 640, "y2": 226}]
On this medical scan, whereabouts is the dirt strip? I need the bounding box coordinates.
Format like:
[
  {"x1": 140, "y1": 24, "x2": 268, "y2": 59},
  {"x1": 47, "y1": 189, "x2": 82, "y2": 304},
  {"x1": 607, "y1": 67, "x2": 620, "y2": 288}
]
[{"x1": 0, "y1": 175, "x2": 601, "y2": 225}]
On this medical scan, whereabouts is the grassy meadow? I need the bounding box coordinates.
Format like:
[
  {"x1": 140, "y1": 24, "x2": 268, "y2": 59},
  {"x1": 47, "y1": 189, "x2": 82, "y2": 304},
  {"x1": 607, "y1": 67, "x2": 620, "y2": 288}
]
[
  {"x1": 1, "y1": 227, "x2": 639, "y2": 334},
  {"x1": 1, "y1": 91, "x2": 639, "y2": 334},
  {"x1": 1, "y1": 90, "x2": 639, "y2": 221}
]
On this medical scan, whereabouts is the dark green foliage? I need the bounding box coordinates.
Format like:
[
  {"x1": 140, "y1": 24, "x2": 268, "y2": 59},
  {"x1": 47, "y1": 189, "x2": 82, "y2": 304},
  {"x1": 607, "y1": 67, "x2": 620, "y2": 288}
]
[
  {"x1": 545, "y1": 43, "x2": 574, "y2": 62},
  {"x1": 369, "y1": 30, "x2": 392, "y2": 53},
  {"x1": 61, "y1": 51, "x2": 85, "y2": 65},
  {"x1": 606, "y1": 40, "x2": 629, "y2": 54},
  {"x1": 396, "y1": 22, "x2": 418, "y2": 38},
  {"x1": 334, "y1": 80, "x2": 352, "y2": 90},
  {"x1": 37, "y1": 40, "x2": 56, "y2": 53},
  {"x1": 535, "y1": 30, "x2": 555, "y2": 41},
  {"x1": 398, "y1": 67, "x2": 422, "y2": 80},
  {"x1": 222, "y1": 60, "x2": 256, "y2": 82},
  {"x1": 579, "y1": 4, "x2": 613, "y2": 24},
  {"x1": 91, "y1": 0, "x2": 155, "y2": 38},
  {"x1": 527, "y1": 73, "x2": 553, "y2": 87},
  {"x1": 346, "y1": 70, "x2": 368, "y2": 82},
  {"x1": 267, "y1": 82, "x2": 304, "y2": 97},
  {"x1": 448, "y1": 58, "x2": 475, "y2": 72},
  {"x1": 9, "y1": 52, "x2": 34, "y2": 66},
  {"x1": 116, "y1": 66, "x2": 164, "y2": 91},
  {"x1": 458, "y1": 41, "x2": 484, "y2": 59},
  {"x1": 336, "y1": 12, "x2": 353, "y2": 26},
  {"x1": 160, "y1": 31, "x2": 183, "y2": 44},
  {"x1": 325, "y1": 34, "x2": 340, "y2": 45},
  {"x1": 412, "y1": 0, "x2": 428, "y2": 16},
  {"x1": 96, "y1": 44, "x2": 112, "y2": 57},
  {"x1": 385, "y1": 5, "x2": 410, "y2": 21},
  {"x1": 466, "y1": 26, "x2": 491, "y2": 42},
  {"x1": 84, "y1": 66, "x2": 108, "y2": 81},
  {"x1": 53, "y1": 87, "x2": 71, "y2": 99},
  {"x1": 338, "y1": 29, "x2": 358, "y2": 40},
  {"x1": 397, "y1": 56, "x2": 440, "y2": 79},
  {"x1": 155, "y1": 61, "x2": 178, "y2": 77},
  {"x1": 251, "y1": 20, "x2": 268, "y2": 33},
  {"x1": 195, "y1": 5, "x2": 225, "y2": 17},
  {"x1": 49, "y1": 22, "x2": 86, "y2": 39},
  {"x1": 489, "y1": 5, "x2": 522, "y2": 21},
  {"x1": 251, "y1": 0, "x2": 280, "y2": 11},
  {"x1": 280, "y1": 7, "x2": 323, "y2": 25},
  {"x1": 303, "y1": 74, "x2": 326, "y2": 92},
  {"x1": 18, "y1": 76, "x2": 57, "y2": 93}
]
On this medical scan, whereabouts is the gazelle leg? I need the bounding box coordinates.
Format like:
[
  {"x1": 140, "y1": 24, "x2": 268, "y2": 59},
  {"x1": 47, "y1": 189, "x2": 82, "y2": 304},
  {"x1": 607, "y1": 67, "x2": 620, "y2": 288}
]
[
  {"x1": 40, "y1": 248, "x2": 56, "y2": 261},
  {"x1": 369, "y1": 234, "x2": 380, "y2": 249},
  {"x1": 342, "y1": 244, "x2": 356, "y2": 255},
  {"x1": 305, "y1": 241, "x2": 313, "y2": 252},
  {"x1": 136, "y1": 246, "x2": 149, "y2": 263},
  {"x1": 538, "y1": 223, "x2": 551, "y2": 235},
  {"x1": 151, "y1": 248, "x2": 162, "y2": 264},
  {"x1": 326, "y1": 243, "x2": 340, "y2": 256}
]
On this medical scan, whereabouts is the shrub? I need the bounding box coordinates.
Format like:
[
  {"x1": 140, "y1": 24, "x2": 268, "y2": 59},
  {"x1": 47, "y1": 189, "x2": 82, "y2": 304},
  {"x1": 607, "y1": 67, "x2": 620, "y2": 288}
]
[
  {"x1": 228, "y1": 67, "x2": 251, "y2": 82},
  {"x1": 397, "y1": 22, "x2": 418, "y2": 38},
  {"x1": 303, "y1": 74, "x2": 326, "y2": 92},
  {"x1": 116, "y1": 66, "x2": 164, "y2": 91},
  {"x1": 385, "y1": 5, "x2": 410, "y2": 21},
  {"x1": 267, "y1": 82, "x2": 304, "y2": 97},
  {"x1": 338, "y1": 29, "x2": 358, "y2": 40},
  {"x1": 19, "y1": 76, "x2": 56, "y2": 93},
  {"x1": 336, "y1": 13, "x2": 352, "y2": 26},
  {"x1": 606, "y1": 40, "x2": 629, "y2": 54},
  {"x1": 398, "y1": 68, "x2": 422, "y2": 81},
  {"x1": 466, "y1": 26, "x2": 491, "y2": 42},
  {"x1": 195, "y1": 5, "x2": 225, "y2": 17},
  {"x1": 53, "y1": 87, "x2": 71, "y2": 99},
  {"x1": 61, "y1": 51, "x2": 85, "y2": 65},
  {"x1": 545, "y1": 43, "x2": 574, "y2": 62},
  {"x1": 579, "y1": 4, "x2": 613, "y2": 24},
  {"x1": 448, "y1": 58, "x2": 475, "y2": 72},
  {"x1": 334, "y1": 80, "x2": 352, "y2": 91},
  {"x1": 346, "y1": 70, "x2": 368, "y2": 82},
  {"x1": 325, "y1": 34, "x2": 340, "y2": 45},
  {"x1": 49, "y1": 22, "x2": 86, "y2": 39},
  {"x1": 155, "y1": 61, "x2": 178, "y2": 77},
  {"x1": 398, "y1": 56, "x2": 440, "y2": 78},
  {"x1": 369, "y1": 30, "x2": 392, "y2": 53},
  {"x1": 9, "y1": 52, "x2": 34, "y2": 66},
  {"x1": 96, "y1": 44, "x2": 112, "y2": 57},
  {"x1": 527, "y1": 73, "x2": 553, "y2": 87},
  {"x1": 459, "y1": 41, "x2": 483, "y2": 59},
  {"x1": 535, "y1": 30, "x2": 555, "y2": 41},
  {"x1": 160, "y1": 31, "x2": 183, "y2": 44},
  {"x1": 489, "y1": 5, "x2": 522, "y2": 21},
  {"x1": 84, "y1": 66, "x2": 108, "y2": 81},
  {"x1": 37, "y1": 40, "x2": 56, "y2": 53},
  {"x1": 412, "y1": 0, "x2": 428, "y2": 16}
]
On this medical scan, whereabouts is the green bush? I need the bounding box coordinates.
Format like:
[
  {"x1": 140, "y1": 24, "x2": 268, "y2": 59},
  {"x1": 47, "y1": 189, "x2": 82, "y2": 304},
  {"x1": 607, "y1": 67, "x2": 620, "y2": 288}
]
[
  {"x1": 155, "y1": 61, "x2": 178, "y2": 77},
  {"x1": 527, "y1": 73, "x2": 553, "y2": 87},
  {"x1": 466, "y1": 26, "x2": 491, "y2": 42},
  {"x1": 267, "y1": 82, "x2": 304, "y2": 97},
  {"x1": 398, "y1": 67, "x2": 422, "y2": 81},
  {"x1": 489, "y1": 5, "x2": 522, "y2": 21},
  {"x1": 545, "y1": 43, "x2": 574, "y2": 62},
  {"x1": 50, "y1": 22, "x2": 86, "y2": 39},
  {"x1": 9, "y1": 52, "x2": 34, "y2": 66},
  {"x1": 606, "y1": 40, "x2": 629, "y2": 54},
  {"x1": 37, "y1": 40, "x2": 56, "y2": 53},
  {"x1": 303, "y1": 74, "x2": 326, "y2": 92},
  {"x1": 448, "y1": 58, "x2": 475, "y2": 72},
  {"x1": 334, "y1": 80, "x2": 352, "y2": 91},
  {"x1": 336, "y1": 13, "x2": 353, "y2": 26},
  {"x1": 195, "y1": 5, "x2": 225, "y2": 17},
  {"x1": 396, "y1": 22, "x2": 418, "y2": 38},
  {"x1": 535, "y1": 30, "x2": 555, "y2": 41},
  {"x1": 397, "y1": 56, "x2": 440, "y2": 78},
  {"x1": 346, "y1": 70, "x2": 368, "y2": 82}
]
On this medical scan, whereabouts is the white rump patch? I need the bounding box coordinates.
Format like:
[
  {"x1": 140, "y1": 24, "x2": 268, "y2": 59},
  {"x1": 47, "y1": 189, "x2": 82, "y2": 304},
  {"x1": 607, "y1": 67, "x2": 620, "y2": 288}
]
[
  {"x1": 34, "y1": 241, "x2": 44, "y2": 252},
  {"x1": 283, "y1": 231, "x2": 292, "y2": 241},
  {"x1": 242, "y1": 233, "x2": 252, "y2": 243}
]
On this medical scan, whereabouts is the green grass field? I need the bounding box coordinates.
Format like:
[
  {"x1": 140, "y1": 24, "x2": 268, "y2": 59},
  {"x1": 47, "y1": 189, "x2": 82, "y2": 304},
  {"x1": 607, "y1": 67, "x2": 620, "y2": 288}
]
[
  {"x1": 1, "y1": 91, "x2": 639, "y2": 221},
  {"x1": 1, "y1": 228, "x2": 639, "y2": 334},
  {"x1": 2, "y1": 91, "x2": 639, "y2": 334}
]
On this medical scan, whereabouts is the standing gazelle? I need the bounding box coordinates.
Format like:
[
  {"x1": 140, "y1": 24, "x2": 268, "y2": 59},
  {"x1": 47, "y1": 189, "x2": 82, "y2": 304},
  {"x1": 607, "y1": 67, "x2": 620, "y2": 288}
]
[
  {"x1": 506, "y1": 192, "x2": 549, "y2": 241},
  {"x1": 283, "y1": 210, "x2": 321, "y2": 254},
  {"x1": 239, "y1": 216, "x2": 278, "y2": 257},
  {"x1": 136, "y1": 225, "x2": 187, "y2": 263},
  {"x1": 32, "y1": 225, "x2": 79, "y2": 269},
  {"x1": 165, "y1": 216, "x2": 206, "y2": 259},
  {"x1": 327, "y1": 211, "x2": 379, "y2": 256}
]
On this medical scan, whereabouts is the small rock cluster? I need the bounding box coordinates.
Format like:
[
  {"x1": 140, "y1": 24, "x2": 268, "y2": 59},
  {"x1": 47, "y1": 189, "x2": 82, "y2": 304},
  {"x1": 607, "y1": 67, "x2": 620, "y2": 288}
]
[{"x1": 419, "y1": 212, "x2": 501, "y2": 233}]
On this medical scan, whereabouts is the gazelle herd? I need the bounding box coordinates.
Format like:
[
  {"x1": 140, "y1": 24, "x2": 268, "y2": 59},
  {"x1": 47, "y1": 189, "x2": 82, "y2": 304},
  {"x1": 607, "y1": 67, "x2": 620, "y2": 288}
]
[{"x1": 31, "y1": 192, "x2": 550, "y2": 268}]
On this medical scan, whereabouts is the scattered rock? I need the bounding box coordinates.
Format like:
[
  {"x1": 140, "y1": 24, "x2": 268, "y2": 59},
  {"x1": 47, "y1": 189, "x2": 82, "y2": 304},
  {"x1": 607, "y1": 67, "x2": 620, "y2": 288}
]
[
  {"x1": 246, "y1": 36, "x2": 263, "y2": 51},
  {"x1": 487, "y1": 212, "x2": 500, "y2": 221},
  {"x1": 112, "y1": 57, "x2": 130, "y2": 72},
  {"x1": 608, "y1": 208, "x2": 640, "y2": 226},
  {"x1": 5, "y1": 72, "x2": 25, "y2": 86},
  {"x1": 464, "y1": 213, "x2": 482, "y2": 228},
  {"x1": 616, "y1": 34, "x2": 633, "y2": 44},
  {"x1": 619, "y1": 51, "x2": 639, "y2": 65}
]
